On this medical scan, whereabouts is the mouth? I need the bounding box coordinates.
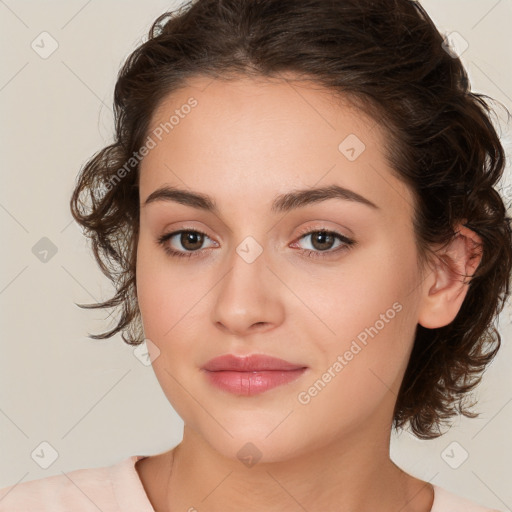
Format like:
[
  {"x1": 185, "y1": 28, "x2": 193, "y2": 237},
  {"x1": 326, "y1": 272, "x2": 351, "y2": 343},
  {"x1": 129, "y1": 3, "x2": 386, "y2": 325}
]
[{"x1": 201, "y1": 354, "x2": 308, "y2": 396}]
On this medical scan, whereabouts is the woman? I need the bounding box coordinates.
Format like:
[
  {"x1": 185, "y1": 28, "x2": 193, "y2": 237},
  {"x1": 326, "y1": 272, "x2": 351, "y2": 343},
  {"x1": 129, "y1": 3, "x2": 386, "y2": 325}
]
[{"x1": 1, "y1": 0, "x2": 510, "y2": 510}]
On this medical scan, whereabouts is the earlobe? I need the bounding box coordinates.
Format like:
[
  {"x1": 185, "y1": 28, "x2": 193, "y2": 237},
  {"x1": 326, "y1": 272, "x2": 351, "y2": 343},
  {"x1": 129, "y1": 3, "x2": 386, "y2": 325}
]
[{"x1": 417, "y1": 222, "x2": 483, "y2": 329}]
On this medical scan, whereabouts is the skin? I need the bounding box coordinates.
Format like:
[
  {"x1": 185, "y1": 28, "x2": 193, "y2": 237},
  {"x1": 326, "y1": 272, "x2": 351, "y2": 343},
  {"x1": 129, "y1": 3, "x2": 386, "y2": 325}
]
[{"x1": 134, "y1": 74, "x2": 482, "y2": 512}]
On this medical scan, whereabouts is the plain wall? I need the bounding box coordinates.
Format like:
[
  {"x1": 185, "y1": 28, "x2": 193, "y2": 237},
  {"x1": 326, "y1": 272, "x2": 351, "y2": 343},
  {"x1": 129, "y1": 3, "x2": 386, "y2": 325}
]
[{"x1": 1, "y1": 0, "x2": 511, "y2": 509}]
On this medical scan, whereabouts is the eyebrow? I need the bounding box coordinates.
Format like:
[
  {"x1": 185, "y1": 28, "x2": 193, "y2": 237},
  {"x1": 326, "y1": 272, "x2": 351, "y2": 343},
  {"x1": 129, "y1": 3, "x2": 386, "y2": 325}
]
[{"x1": 142, "y1": 184, "x2": 379, "y2": 213}]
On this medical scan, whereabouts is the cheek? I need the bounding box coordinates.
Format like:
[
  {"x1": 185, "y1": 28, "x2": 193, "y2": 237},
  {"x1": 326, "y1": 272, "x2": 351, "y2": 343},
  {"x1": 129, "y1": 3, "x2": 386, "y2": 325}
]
[
  {"x1": 294, "y1": 239, "x2": 416, "y2": 347},
  {"x1": 296, "y1": 241, "x2": 420, "y2": 402},
  {"x1": 135, "y1": 241, "x2": 204, "y2": 418},
  {"x1": 136, "y1": 237, "x2": 200, "y2": 339}
]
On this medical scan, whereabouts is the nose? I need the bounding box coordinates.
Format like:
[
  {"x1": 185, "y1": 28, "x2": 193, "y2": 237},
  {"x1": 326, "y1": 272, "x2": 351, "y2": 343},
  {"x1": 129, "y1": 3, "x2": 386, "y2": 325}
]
[{"x1": 211, "y1": 245, "x2": 285, "y2": 337}]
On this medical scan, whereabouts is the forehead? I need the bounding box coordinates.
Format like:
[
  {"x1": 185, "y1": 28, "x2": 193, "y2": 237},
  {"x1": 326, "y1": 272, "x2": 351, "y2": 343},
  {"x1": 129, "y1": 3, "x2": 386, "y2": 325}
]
[
  {"x1": 139, "y1": 75, "x2": 414, "y2": 220},
  {"x1": 146, "y1": 74, "x2": 383, "y2": 153}
]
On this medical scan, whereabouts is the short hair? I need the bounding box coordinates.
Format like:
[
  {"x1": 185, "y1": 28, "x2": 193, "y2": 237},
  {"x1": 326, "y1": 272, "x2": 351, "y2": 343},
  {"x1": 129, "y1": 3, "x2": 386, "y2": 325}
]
[{"x1": 70, "y1": 0, "x2": 512, "y2": 439}]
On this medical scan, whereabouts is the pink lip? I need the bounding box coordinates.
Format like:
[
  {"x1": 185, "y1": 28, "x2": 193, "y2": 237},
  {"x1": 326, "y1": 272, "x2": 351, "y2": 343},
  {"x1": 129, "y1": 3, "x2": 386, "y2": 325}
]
[{"x1": 201, "y1": 354, "x2": 308, "y2": 396}]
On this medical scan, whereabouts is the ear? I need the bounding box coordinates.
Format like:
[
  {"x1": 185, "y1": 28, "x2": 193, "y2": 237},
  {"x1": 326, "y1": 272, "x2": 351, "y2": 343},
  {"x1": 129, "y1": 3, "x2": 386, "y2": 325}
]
[{"x1": 417, "y1": 221, "x2": 483, "y2": 329}]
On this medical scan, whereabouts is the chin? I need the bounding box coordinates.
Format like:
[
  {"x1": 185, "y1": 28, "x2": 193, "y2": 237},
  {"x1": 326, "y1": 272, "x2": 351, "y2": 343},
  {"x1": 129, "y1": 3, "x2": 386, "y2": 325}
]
[
  {"x1": 190, "y1": 418, "x2": 312, "y2": 466},
  {"x1": 214, "y1": 437, "x2": 302, "y2": 466}
]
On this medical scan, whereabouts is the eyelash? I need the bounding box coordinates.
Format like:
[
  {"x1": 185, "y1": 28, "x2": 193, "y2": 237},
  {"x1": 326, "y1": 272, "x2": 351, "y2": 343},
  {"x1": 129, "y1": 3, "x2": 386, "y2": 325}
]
[{"x1": 157, "y1": 227, "x2": 356, "y2": 260}]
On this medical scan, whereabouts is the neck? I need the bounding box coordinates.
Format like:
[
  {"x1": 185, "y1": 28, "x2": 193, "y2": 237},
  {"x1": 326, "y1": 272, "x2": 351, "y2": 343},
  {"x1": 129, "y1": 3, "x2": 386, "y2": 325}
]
[{"x1": 159, "y1": 424, "x2": 433, "y2": 512}]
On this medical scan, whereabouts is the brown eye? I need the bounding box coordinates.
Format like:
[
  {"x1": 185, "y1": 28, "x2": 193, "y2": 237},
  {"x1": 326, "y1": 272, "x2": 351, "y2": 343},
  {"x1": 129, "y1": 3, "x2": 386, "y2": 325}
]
[
  {"x1": 157, "y1": 229, "x2": 216, "y2": 259},
  {"x1": 309, "y1": 231, "x2": 337, "y2": 251},
  {"x1": 180, "y1": 231, "x2": 205, "y2": 251},
  {"x1": 291, "y1": 228, "x2": 356, "y2": 260}
]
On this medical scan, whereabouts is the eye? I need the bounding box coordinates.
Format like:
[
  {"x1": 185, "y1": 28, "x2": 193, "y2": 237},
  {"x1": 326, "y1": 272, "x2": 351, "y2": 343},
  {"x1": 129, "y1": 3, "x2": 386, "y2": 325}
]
[
  {"x1": 291, "y1": 228, "x2": 356, "y2": 259},
  {"x1": 157, "y1": 229, "x2": 217, "y2": 259},
  {"x1": 157, "y1": 227, "x2": 356, "y2": 260}
]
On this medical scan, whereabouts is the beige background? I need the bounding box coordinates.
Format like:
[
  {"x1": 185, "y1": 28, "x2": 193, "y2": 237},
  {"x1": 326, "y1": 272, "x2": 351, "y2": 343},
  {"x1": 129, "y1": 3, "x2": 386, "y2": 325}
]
[{"x1": 1, "y1": 0, "x2": 511, "y2": 509}]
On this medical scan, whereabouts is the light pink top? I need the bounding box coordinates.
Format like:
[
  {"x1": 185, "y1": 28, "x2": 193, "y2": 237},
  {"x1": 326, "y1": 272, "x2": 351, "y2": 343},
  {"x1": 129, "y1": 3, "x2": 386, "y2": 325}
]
[{"x1": 0, "y1": 455, "x2": 503, "y2": 511}]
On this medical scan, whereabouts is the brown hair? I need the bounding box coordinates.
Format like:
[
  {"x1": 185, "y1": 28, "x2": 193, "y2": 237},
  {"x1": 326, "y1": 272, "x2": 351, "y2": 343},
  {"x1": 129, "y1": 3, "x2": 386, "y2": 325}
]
[{"x1": 70, "y1": 0, "x2": 512, "y2": 439}]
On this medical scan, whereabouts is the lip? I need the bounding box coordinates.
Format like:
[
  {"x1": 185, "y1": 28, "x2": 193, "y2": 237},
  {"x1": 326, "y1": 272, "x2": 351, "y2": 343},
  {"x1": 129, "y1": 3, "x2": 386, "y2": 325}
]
[
  {"x1": 201, "y1": 354, "x2": 308, "y2": 396},
  {"x1": 202, "y1": 354, "x2": 305, "y2": 372}
]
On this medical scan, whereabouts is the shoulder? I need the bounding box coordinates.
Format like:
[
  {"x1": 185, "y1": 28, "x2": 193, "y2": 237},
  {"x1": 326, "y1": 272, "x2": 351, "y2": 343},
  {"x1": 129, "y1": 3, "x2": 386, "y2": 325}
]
[
  {"x1": 0, "y1": 455, "x2": 145, "y2": 512},
  {"x1": 432, "y1": 484, "x2": 504, "y2": 512},
  {"x1": 0, "y1": 465, "x2": 112, "y2": 511}
]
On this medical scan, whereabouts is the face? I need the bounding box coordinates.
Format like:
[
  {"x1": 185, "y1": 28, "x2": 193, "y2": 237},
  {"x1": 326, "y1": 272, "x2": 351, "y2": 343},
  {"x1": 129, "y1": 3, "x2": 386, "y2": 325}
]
[{"x1": 136, "y1": 75, "x2": 427, "y2": 463}]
